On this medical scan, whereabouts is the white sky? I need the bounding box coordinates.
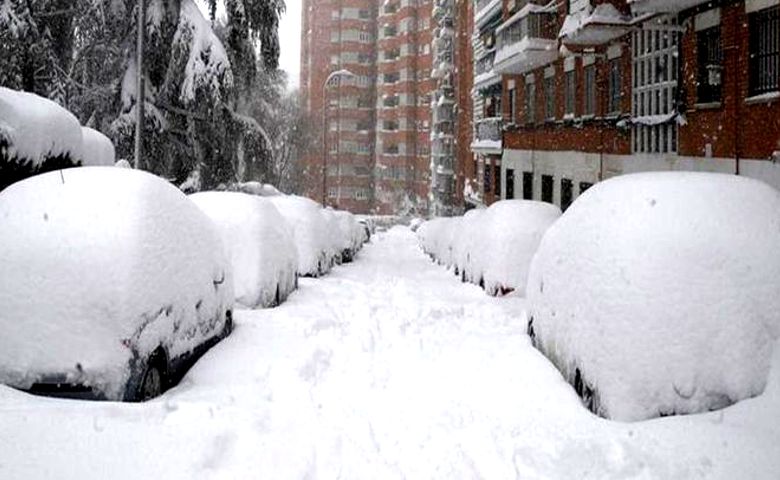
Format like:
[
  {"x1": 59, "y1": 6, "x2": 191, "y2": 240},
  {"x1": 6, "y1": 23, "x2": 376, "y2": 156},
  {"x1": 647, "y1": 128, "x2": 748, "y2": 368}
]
[
  {"x1": 278, "y1": 0, "x2": 302, "y2": 89},
  {"x1": 196, "y1": 0, "x2": 301, "y2": 90}
]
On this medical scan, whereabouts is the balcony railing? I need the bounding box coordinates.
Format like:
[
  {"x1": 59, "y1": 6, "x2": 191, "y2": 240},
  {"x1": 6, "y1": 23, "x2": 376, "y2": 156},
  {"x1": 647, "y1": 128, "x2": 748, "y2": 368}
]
[
  {"x1": 471, "y1": 117, "x2": 503, "y2": 153},
  {"x1": 630, "y1": 0, "x2": 713, "y2": 13},
  {"x1": 493, "y1": 6, "x2": 558, "y2": 75}
]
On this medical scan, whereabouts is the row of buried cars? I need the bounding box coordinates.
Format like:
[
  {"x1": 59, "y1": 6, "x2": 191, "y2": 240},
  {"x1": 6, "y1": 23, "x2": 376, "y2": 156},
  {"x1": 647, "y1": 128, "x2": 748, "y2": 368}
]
[
  {"x1": 0, "y1": 88, "x2": 371, "y2": 402},
  {"x1": 417, "y1": 173, "x2": 780, "y2": 422}
]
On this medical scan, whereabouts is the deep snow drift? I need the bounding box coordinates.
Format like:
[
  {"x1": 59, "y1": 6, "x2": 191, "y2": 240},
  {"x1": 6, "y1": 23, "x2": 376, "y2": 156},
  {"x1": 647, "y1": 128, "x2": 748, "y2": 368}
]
[
  {"x1": 0, "y1": 227, "x2": 778, "y2": 479},
  {"x1": 527, "y1": 172, "x2": 780, "y2": 421}
]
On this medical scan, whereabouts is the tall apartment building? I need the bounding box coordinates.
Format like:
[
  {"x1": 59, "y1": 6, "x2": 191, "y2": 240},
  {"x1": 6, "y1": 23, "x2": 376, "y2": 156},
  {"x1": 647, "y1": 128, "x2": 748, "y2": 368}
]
[
  {"x1": 471, "y1": 0, "x2": 780, "y2": 211},
  {"x1": 300, "y1": 0, "x2": 443, "y2": 215}
]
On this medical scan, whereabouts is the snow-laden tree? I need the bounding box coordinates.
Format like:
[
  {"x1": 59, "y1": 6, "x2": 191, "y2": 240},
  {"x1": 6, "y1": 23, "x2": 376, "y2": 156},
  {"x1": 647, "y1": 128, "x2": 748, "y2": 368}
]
[{"x1": 1, "y1": 0, "x2": 285, "y2": 191}]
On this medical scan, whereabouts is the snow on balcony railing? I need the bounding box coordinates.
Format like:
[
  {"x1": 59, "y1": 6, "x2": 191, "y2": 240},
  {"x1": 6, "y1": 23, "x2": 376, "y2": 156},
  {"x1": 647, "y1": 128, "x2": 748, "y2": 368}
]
[
  {"x1": 475, "y1": 0, "x2": 502, "y2": 28},
  {"x1": 629, "y1": 0, "x2": 713, "y2": 14},
  {"x1": 471, "y1": 117, "x2": 503, "y2": 153},
  {"x1": 559, "y1": 4, "x2": 632, "y2": 45}
]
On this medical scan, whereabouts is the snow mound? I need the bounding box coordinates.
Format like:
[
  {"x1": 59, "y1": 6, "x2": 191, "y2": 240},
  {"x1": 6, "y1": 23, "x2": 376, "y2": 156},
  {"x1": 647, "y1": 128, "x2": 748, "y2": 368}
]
[
  {"x1": 479, "y1": 200, "x2": 561, "y2": 295},
  {"x1": 268, "y1": 195, "x2": 333, "y2": 276},
  {"x1": 190, "y1": 192, "x2": 298, "y2": 309},
  {"x1": 0, "y1": 167, "x2": 234, "y2": 400},
  {"x1": 80, "y1": 127, "x2": 116, "y2": 166},
  {"x1": 0, "y1": 86, "x2": 83, "y2": 165},
  {"x1": 526, "y1": 172, "x2": 780, "y2": 421},
  {"x1": 236, "y1": 181, "x2": 282, "y2": 197}
]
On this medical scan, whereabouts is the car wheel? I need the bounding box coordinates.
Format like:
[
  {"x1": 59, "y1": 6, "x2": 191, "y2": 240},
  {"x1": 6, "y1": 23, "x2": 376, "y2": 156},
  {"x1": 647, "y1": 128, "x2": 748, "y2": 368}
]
[{"x1": 139, "y1": 363, "x2": 163, "y2": 401}]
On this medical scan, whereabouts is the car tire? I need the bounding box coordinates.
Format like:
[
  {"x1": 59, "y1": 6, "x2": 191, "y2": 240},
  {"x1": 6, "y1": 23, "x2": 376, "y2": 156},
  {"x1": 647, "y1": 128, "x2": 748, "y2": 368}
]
[{"x1": 138, "y1": 362, "x2": 164, "y2": 401}]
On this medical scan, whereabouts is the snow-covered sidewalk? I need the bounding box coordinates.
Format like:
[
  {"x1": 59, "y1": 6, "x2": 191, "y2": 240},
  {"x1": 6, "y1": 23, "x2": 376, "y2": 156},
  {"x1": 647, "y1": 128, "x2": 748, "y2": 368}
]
[{"x1": 1, "y1": 226, "x2": 779, "y2": 479}]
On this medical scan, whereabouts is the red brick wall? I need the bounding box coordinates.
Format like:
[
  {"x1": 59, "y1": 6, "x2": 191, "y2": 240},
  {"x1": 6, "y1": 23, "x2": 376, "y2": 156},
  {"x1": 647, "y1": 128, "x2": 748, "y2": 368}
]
[
  {"x1": 680, "y1": 2, "x2": 780, "y2": 161},
  {"x1": 456, "y1": 0, "x2": 475, "y2": 208}
]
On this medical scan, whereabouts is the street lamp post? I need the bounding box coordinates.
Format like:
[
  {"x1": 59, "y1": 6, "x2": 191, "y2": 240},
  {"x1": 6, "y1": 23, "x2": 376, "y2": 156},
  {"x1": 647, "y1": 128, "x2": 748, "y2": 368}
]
[{"x1": 322, "y1": 69, "x2": 356, "y2": 206}]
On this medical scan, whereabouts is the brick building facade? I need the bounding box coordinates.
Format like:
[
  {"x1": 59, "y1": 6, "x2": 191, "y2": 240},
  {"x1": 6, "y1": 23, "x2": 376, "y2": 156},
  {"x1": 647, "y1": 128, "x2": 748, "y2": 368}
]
[
  {"x1": 300, "y1": 0, "x2": 475, "y2": 215},
  {"x1": 473, "y1": 0, "x2": 780, "y2": 211}
]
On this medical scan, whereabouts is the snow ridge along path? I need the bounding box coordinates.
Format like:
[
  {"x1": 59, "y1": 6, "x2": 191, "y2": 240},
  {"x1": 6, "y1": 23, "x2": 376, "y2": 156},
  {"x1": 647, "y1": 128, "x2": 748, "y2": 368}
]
[{"x1": 1, "y1": 226, "x2": 779, "y2": 479}]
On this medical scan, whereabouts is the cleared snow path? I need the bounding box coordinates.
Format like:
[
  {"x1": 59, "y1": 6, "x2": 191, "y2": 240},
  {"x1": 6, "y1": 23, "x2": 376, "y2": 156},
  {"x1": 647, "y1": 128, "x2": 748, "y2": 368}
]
[{"x1": 1, "y1": 226, "x2": 780, "y2": 479}]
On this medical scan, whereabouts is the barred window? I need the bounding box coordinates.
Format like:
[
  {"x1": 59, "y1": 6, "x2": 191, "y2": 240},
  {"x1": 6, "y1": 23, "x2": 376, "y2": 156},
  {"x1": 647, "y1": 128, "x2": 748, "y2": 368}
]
[
  {"x1": 608, "y1": 58, "x2": 622, "y2": 114},
  {"x1": 545, "y1": 76, "x2": 556, "y2": 121},
  {"x1": 525, "y1": 79, "x2": 536, "y2": 124},
  {"x1": 749, "y1": 6, "x2": 780, "y2": 96},
  {"x1": 584, "y1": 64, "x2": 596, "y2": 116},
  {"x1": 565, "y1": 70, "x2": 576, "y2": 116},
  {"x1": 697, "y1": 27, "x2": 722, "y2": 103}
]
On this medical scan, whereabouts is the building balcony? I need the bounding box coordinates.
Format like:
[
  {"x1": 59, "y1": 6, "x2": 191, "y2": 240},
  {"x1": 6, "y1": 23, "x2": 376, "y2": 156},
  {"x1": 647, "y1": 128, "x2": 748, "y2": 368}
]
[
  {"x1": 493, "y1": 5, "x2": 558, "y2": 75},
  {"x1": 559, "y1": 4, "x2": 632, "y2": 46},
  {"x1": 475, "y1": 0, "x2": 502, "y2": 28},
  {"x1": 629, "y1": 0, "x2": 712, "y2": 13},
  {"x1": 470, "y1": 117, "x2": 503, "y2": 154},
  {"x1": 473, "y1": 50, "x2": 501, "y2": 91}
]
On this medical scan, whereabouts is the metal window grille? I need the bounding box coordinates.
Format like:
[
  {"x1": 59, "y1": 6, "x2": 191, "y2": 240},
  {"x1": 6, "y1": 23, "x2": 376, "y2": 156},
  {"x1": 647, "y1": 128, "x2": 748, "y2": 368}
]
[
  {"x1": 749, "y1": 6, "x2": 780, "y2": 96},
  {"x1": 697, "y1": 27, "x2": 722, "y2": 103},
  {"x1": 565, "y1": 70, "x2": 576, "y2": 115},
  {"x1": 631, "y1": 18, "x2": 680, "y2": 154},
  {"x1": 584, "y1": 65, "x2": 596, "y2": 115},
  {"x1": 545, "y1": 76, "x2": 555, "y2": 120},
  {"x1": 525, "y1": 81, "x2": 536, "y2": 124}
]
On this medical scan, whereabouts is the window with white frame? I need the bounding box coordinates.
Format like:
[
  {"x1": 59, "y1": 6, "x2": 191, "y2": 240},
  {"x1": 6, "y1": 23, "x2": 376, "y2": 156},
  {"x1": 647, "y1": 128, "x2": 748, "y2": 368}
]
[
  {"x1": 508, "y1": 86, "x2": 517, "y2": 123},
  {"x1": 631, "y1": 19, "x2": 680, "y2": 154},
  {"x1": 608, "y1": 58, "x2": 621, "y2": 114}
]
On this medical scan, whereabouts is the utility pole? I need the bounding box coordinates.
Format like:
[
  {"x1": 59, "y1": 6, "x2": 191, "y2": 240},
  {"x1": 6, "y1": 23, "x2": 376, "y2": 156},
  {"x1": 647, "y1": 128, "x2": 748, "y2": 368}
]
[{"x1": 134, "y1": 0, "x2": 145, "y2": 170}]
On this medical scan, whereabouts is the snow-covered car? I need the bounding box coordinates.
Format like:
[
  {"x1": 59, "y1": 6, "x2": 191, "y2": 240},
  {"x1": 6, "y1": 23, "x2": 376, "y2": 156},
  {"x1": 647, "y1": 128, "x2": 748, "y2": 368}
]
[
  {"x1": 0, "y1": 167, "x2": 234, "y2": 401},
  {"x1": 526, "y1": 172, "x2": 780, "y2": 421},
  {"x1": 333, "y1": 210, "x2": 365, "y2": 262},
  {"x1": 80, "y1": 126, "x2": 116, "y2": 166},
  {"x1": 478, "y1": 200, "x2": 560, "y2": 296},
  {"x1": 268, "y1": 195, "x2": 334, "y2": 276},
  {"x1": 190, "y1": 192, "x2": 298, "y2": 308},
  {"x1": 321, "y1": 208, "x2": 347, "y2": 265},
  {"x1": 0, "y1": 86, "x2": 84, "y2": 191},
  {"x1": 452, "y1": 208, "x2": 485, "y2": 284}
]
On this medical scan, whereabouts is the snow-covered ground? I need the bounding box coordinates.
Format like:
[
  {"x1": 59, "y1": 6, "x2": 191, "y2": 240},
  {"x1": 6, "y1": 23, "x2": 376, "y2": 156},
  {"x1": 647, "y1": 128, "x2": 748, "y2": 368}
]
[{"x1": 1, "y1": 227, "x2": 779, "y2": 479}]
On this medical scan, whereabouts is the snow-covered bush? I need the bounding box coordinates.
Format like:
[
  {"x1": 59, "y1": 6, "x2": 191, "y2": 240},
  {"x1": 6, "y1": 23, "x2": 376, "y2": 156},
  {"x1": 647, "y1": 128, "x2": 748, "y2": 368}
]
[
  {"x1": 0, "y1": 167, "x2": 234, "y2": 401},
  {"x1": 526, "y1": 172, "x2": 780, "y2": 421},
  {"x1": 268, "y1": 195, "x2": 334, "y2": 276},
  {"x1": 80, "y1": 127, "x2": 116, "y2": 166},
  {"x1": 479, "y1": 200, "x2": 561, "y2": 295},
  {"x1": 0, "y1": 86, "x2": 84, "y2": 191},
  {"x1": 190, "y1": 192, "x2": 297, "y2": 309}
]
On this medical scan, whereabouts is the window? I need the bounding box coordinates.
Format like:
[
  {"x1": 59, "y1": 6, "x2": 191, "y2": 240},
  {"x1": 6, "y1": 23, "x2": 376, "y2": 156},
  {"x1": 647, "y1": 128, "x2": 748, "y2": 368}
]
[
  {"x1": 584, "y1": 64, "x2": 596, "y2": 116},
  {"x1": 541, "y1": 175, "x2": 553, "y2": 203},
  {"x1": 522, "y1": 172, "x2": 533, "y2": 200},
  {"x1": 749, "y1": 6, "x2": 780, "y2": 96},
  {"x1": 525, "y1": 79, "x2": 536, "y2": 124},
  {"x1": 508, "y1": 87, "x2": 517, "y2": 123},
  {"x1": 560, "y1": 178, "x2": 573, "y2": 211},
  {"x1": 545, "y1": 76, "x2": 556, "y2": 121},
  {"x1": 608, "y1": 58, "x2": 622, "y2": 114},
  {"x1": 579, "y1": 181, "x2": 593, "y2": 195},
  {"x1": 697, "y1": 27, "x2": 722, "y2": 102},
  {"x1": 328, "y1": 187, "x2": 338, "y2": 198},
  {"x1": 506, "y1": 169, "x2": 515, "y2": 199},
  {"x1": 494, "y1": 164, "x2": 501, "y2": 196},
  {"x1": 359, "y1": 8, "x2": 370, "y2": 19},
  {"x1": 631, "y1": 21, "x2": 679, "y2": 154},
  {"x1": 565, "y1": 70, "x2": 576, "y2": 116},
  {"x1": 483, "y1": 163, "x2": 492, "y2": 193}
]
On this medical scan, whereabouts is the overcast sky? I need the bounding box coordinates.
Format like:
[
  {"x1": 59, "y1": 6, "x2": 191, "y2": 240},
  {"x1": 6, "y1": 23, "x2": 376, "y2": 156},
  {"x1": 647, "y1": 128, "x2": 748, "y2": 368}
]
[{"x1": 278, "y1": 0, "x2": 302, "y2": 89}]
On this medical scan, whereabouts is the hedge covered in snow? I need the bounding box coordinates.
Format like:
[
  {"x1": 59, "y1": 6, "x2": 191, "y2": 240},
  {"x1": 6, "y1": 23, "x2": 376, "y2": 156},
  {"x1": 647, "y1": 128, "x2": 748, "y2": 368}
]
[
  {"x1": 417, "y1": 200, "x2": 560, "y2": 295},
  {"x1": 526, "y1": 172, "x2": 780, "y2": 421}
]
